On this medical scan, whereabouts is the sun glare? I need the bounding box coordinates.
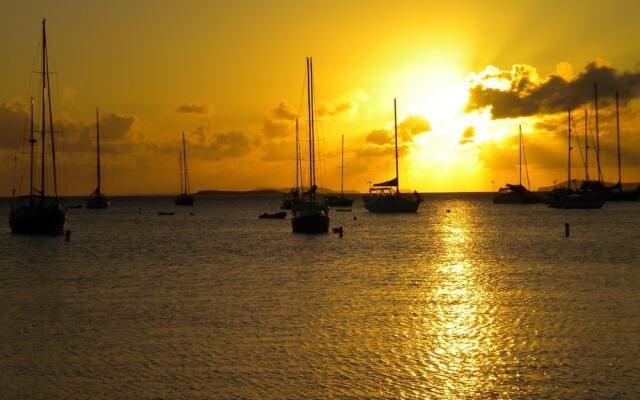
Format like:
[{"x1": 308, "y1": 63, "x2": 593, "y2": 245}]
[{"x1": 396, "y1": 60, "x2": 469, "y2": 125}]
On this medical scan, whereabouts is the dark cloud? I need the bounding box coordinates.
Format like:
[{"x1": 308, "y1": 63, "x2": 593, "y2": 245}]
[
  {"x1": 316, "y1": 90, "x2": 368, "y2": 119},
  {"x1": 176, "y1": 102, "x2": 213, "y2": 115},
  {"x1": 466, "y1": 61, "x2": 640, "y2": 119},
  {"x1": 459, "y1": 126, "x2": 476, "y2": 145},
  {"x1": 262, "y1": 119, "x2": 292, "y2": 138},
  {"x1": 190, "y1": 125, "x2": 252, "y2": 160},
  {"x1": 364, "y1": 115, "x2": 432, "y2": 146},
  {"x1": 318, "y1": 100, "x2": 354, "y2": 117},
  {"x1": 0, "y1": 101, "x2": 27, "y2": 149},
  {"x1": 355, "y1": 143, "x2": 409, "y2": 158},
  {"x1": 100, "y1": 113, "x2": 135, "y2": 141},
  {"x1": 262, "y1": 102, "x2": 297, "y2": 138},
  {"x1": 365, "y1": 129, "x2": 391, "y2": 145},
  {"x1": 269, "y1": 102, "x2": 297, "y2": 121},
  {"x1": 398, "y1": 115, "x2": 431, "y2": 140}
]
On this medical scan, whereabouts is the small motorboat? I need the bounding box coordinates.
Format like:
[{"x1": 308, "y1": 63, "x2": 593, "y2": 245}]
[
  {"x1": 158, "y1": 211, "x2": 175, "y2": 216},
  {"x1": 65, "y1": 204, "x2": 84, "y2": 209},
  {"x1": 259, "y1": 211, "x2": 287, "y2": 219}
]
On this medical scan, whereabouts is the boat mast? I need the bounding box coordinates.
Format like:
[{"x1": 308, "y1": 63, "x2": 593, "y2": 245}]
[
  {"x1": 394, "y1": 98, "x2": 399, "y2": 196},
  {"x1": 306, "y1": 57, "x2": 315, "y2": 200},
  {"x1": 341, "y1": 134, "x2": 344, "y2": 197},
  {"x1": 295, "y1": 118, "x2": 299, "y2": 193},
  {"x1": 178, "y1": 151, "x2": 184, "y2": 195},
  {"x1": 519, "y1": 125, "x2": 522, "y2": 186},
  {"x1": 568, "y1": 109, "x2": 572, "y2": 191},
  {"x1": 310, "y1": 58, "x2": 316, "y2": 193},
  {"x1": 182, "y1": 132, "x2": 189, "y2": 195},
  {"x1": 96, "y1": 107, "x2": 101, "y2": 196},
  {"x1": 594, "y1": 83, "x2": 602, "y2": 182},
  {"x1": 29, "y1": 97, "x2": 35, "y2": 200},
  {"x1": 615, "y1": 92, "x2": 622, "y2": 188},
  {"x1": 584, "y1": 109, "x2": 589, "y2": 182},
  {"x1": 40, "y1": 19, "x2": 46, "y2": 201},
  {"x1": 43, "y1": 19, "x2": 58, "y2": 200}
]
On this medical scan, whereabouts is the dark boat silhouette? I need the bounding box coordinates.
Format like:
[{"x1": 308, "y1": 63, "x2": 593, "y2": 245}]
[
  {"x1": 259, "y1": 211, "x2": 287, "y2": 219},
  {"x1": 281, "y1": 119, "x2": 303, "y2": 210},
  {"x1": 175, "y1": 132, "x2": 194, "y2": 206},
  {"x1": 580, "y1": 89, "x2": 638, "y2": 201},
  {"x1": 493, "y1": 125, "x2": 540, "y2": 204},
  {"x1": 86, "y1": 108, "x2": 110, "y2": 209},
  {"x1": 364, "y1": 99, "x2": 421, "y2": 213},
  {"x1": 549, "y1": 109, "x2": 604, "y2": 209},
  {"x1": 325, "y1": 135, "x2": 354, "y2": 208},
  {"x1": 291, "y1": 57, "x2": 329, "y2": 234},
  {"x1": 9, "y1": 20, "x2": 66, "y2": 235}
]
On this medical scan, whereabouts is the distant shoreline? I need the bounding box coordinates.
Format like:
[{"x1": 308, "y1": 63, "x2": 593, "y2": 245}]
[{"x1": 0, "y1": 191, "x2": 505, "y2": 200}]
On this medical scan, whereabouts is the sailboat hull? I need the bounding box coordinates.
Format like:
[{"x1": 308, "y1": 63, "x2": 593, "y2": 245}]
[
  {"x1": 86, "y1": 196, "x2": 110, "y2": 209},
  {"x1": 324, "y1": 196, "x2": 354, "y2": 207},
  {"x1": 175, "y1": 195, "x2": 194, "y2": 206},
  {"x1": 9, "y1": 203, "x2": 66, "y2": 235},
  {"x1": 291, "y1": 210, "x2": 329, "y2": 234},
  {"x1": 604, "y1": 190, "x2": 640, "y2": 201},
  {"x1": 548, "y1": 194, "x2": 605, "y2": 209}
]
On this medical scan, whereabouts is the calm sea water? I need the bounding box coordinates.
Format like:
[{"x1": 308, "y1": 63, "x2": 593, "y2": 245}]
[{"x1": 1, "y1": 194, "x2": 639, "y2": 399}]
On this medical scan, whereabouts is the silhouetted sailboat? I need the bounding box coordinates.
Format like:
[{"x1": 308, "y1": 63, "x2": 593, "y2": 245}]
[
  {"x1": 9, "y1": 20, "x2": 66, "y2": 234},
  {"x1": 549, "y1": 109, "x2": 604, "y2": 209},
  {"x1": 175, "y1": 132, "x2": 194, "y2": 206},
  {"x1": 291, "y1": 57, "x2": 330, "y2": 234},
  {"x1": 364, "y1": 98, "x2": 421, "y2": 213},
  {"x1": 86, "y1": 108, "x2": 110, "y2": 209},
  {"x1": 325, "y1": 134, "x2": 354, "y2": 207},
  {"x1": 603, "y1": 92, "x2": 639, "y2": 201},
  {"x1": 579, "y1": 85, "x2": 638, "y2": 201},
  {"x1": 493, "y1": 125, "x2": 540, "y2": 204},
  {"x1": 281, "y1": 119, "x2": 303, "y2": 210}
]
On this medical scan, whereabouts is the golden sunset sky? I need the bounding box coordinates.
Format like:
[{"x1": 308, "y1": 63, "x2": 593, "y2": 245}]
[{"x1": 2, "y1": 0, "x2": 640, "y2": 195}]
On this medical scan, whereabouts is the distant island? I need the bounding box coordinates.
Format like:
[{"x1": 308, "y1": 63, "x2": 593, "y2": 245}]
[
  {"x1": 196, "y1": 189, "x2": 285, "y2": 196},
  {"x1": 196, "y1": 187, "x2": 361, "y2": 196}
]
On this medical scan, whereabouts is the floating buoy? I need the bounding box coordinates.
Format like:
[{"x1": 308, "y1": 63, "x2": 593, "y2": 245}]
[
  {"x1": 446, "y1": 209, "x2": 451, "y2": 213},
  {"x1": 353, "y1": 216, "x2": 357, "y2": 220}
]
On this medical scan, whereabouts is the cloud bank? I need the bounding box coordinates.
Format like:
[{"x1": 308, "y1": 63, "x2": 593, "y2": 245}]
[{"x1": 466, "y1": 61, "x2": 640, "y2": 119}]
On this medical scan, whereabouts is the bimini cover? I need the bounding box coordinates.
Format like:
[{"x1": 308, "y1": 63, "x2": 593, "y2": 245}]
[{"x1": 372, "y1": 177, "x2": 398, "y2": 187}]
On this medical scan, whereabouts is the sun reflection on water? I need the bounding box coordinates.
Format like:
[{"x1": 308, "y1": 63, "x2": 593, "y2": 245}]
[{"x1": 422, "y1": 204, "x2": 499, "y2": 398}]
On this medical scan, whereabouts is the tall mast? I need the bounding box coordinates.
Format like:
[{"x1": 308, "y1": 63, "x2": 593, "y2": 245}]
[
  {"x1": 96, "y1": 108, "x2": 101, "y2": 195},
  {"x1": 306, "y1": 57, "x2": 314, "y2": 196},
  {"x1": 394, "y1": 98, "x2": 399, "y2": 195},
  {"x1": 178, "y1": 151, "x2": 184, "y2": 194},
  {"x1": 584, "y1": 109, "x2": 589, "y2": 182},
  {"x1": 615, "y1": 92, "x2": 622, "y2": 187},
  {"x1": 594, "y1": 83, "x2": 602, "y2": 182},
  {"x1": 44, "y1": 19, "x2": 58, "y2": 199},
  {"x1": 29, "y1": 97, "x2": 35, "y2": 199},
  {"x1": 182, "y1": 132, "x2": 189, "y2": 195},
  {"x1": 40, "y1": 19, "x2": 46, "y2": 201},
  {"x1": 519, "y1": 125, "x2": 522, "y2": 186},
  {"x1": 341, "y1": 134, "x2": 344, "y2": 197},
  {"x1": 309, "y1": 58, "x2": 316, "y2": 191},
  {"x1": 568, "y1": 109, "x2": 572, "y2": 191},
  {"x1": 295, "y1": 118, "x2": 299, "y2": 192}
]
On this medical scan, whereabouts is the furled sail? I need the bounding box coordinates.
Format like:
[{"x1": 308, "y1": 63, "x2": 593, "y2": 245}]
[{"x1": 372, "y1": 177, "x2": 398, "y2": 187}]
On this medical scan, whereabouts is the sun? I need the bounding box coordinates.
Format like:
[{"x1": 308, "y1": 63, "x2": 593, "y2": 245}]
[{"x1": 396, "y1": 61, "x2": 470, "y2": 125}]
